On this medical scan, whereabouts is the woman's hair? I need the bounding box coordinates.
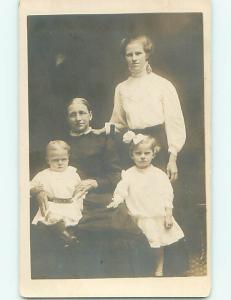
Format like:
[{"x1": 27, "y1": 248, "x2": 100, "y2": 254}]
[
  {"x1": 46, "y1": 140, "x2": 71, "y2": 156},
  {"x1": 120, "y1": 34, "x2": 154, "y2": 58},
  {"x1": 129, "y1": 135, "x2": 161, "y2": 156},
  {"x1": 67, "y1": 97, "x2": 92, "y2": 113}
]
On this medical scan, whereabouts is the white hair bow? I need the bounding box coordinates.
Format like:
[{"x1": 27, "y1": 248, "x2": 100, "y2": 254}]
[{"x1": 123, "y1": 131, "x2": 146, "y2": 145}]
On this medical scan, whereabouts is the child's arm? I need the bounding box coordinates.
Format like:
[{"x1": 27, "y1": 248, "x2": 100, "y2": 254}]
[
  {"x1": 71, "y1": 170, "x2": 89, "y2": 202},
  {"x1": 165, "y1": 207, "x2": 173, "y2": 229},
  {"x1": 72, "y1": 189, "x2": 88, "y2": 202},
  {"x1": 107, "y1": 194, "x2": 124, "y2": 208},
  {"x1": 30, "y1": 173, "x2": 49, "y2": 216},
  {"x1": 107, "y1": 172, "x2": 129, "y2": 208},
  {"x1": 158, "y1": 170, "x2": 174, "y2": 229},
  {"x1": 30, "y1": 180, "x2": 45, "y2": 196},
  {"x1": 37, "y1": 191, "x2": 49, "y2": 217}
]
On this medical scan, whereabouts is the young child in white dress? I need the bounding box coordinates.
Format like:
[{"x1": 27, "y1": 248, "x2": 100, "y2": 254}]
[
  {"x1": 107, "y1": 133, "x2": 184, "y2": 276},
  {"x1": 30, "y1": 140, "x2": 85, "y2": 245}
]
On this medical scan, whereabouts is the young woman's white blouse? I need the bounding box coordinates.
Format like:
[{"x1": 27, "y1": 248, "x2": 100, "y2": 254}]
[{"x1": 110, "y1": 72, "x2": 186, "y2": 155}]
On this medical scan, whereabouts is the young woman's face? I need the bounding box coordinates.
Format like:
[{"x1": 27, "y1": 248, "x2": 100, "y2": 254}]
[
  {"x1": 125, "y1": 40, "x2": 148, "y2": 75},
  {"x1": 67, "y1": 102, "x2": 92, "y2": 134},
  {"x1": 131, "y1": 142, "x2": 154, "y2": 169},
  {"x1": 47, "y1": 149, "x2": 69, "y2": 172}
]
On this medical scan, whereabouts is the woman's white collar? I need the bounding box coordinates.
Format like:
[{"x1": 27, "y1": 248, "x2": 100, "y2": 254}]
[{"x1": 70, "y1": 127, "x2": 92, "y2": 137}]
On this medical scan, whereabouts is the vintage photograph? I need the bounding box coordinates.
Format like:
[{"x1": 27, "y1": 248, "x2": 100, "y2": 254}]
[{"x1": 20, "y1": 0, "x2": 211, "y2": 297}]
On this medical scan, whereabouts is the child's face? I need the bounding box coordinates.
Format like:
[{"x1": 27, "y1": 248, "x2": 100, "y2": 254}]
[
  {"x1": 131, "y1": 142, "x2": 154, "y2": 169},
  {"x1": 47, "y1": 149, "x2": 69, "y2": 172}
]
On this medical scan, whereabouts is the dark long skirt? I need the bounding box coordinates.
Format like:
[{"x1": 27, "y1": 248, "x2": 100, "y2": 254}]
[
  {"x1": 31, "y1": 192, "x2": 155, "y2": 279},
  {"x1": 112, "y1": 124, "x2": 168, "y2": 171}
]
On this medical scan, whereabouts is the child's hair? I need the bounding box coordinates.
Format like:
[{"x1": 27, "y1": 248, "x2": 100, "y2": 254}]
[
  {"x1": 129, "y1": 135, "x2": 161, "y2": 157},
  {"x1": 46, "y1": 140, "x2": 71, "y2": 156}
]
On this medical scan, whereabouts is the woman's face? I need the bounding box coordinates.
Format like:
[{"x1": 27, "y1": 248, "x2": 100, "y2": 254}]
[
  {"x1": 67, "y1": 102, "x2": 92, "y2": 134},
  {"x1": 125, "y1": 40, "x2": 148, "y2": 75}
]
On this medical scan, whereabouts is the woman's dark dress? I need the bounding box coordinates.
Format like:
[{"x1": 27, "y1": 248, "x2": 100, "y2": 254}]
[{"x1": 31, "y1": 132, "x2": 154, "y2": 279}]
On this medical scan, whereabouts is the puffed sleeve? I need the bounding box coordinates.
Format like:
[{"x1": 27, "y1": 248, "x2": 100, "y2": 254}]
[
  {"x1": 158, "y1": 170, "x2": 174, "y2": 209},
  {"x1": 94, "y1": 135, "x2": 122, "y2": 192},
  {"x1": 71, "y1": 167, "x2": 81, "y2": 184},
  {"x1": 162, "y1": 81, "x2": 186, "y2": 155},
  {"x1": 110, "y1": 84, "x2": 128, "y2": 131},
  {"x1": 112, "y1": 170, "x2": 129, "y2": 204},
  {"x1": 30, "y1": 172, "x2": 42, "y2": 190}
]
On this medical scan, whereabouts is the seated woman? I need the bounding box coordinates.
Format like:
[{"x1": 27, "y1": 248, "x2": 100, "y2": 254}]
[{"x1": 31, "y1": 97, "x2": 153, "y2": 279}]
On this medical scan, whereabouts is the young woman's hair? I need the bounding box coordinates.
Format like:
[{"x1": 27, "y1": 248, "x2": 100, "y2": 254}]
[
  {"x1": 67, "y1": 97, "x2": 92, "y2": 113},
  {"x1": 129, "y1": 135, "x2": 161, "y2": 157},
  {"x1": 120, "y1": 34, "x2": 154, "y2": 58},
  {"x1": 46, "y1": 140, "x2": 71, "y2": 156}
]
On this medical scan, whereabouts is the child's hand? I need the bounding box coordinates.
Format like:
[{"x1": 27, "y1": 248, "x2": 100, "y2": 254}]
[
  {"x1": 45, "y1": 211, "x2": 59, "y2": 224},
  {"x1": 165, "y1": 214, "x2": 173, "y2": 229},
  {"x1": 31, "y1": 183, "x2": 44, "y2": 195},
  {"x1": 107, "y1": 196, "x2": 123, "y2": 209},
  {"x1": 74, "y1": 179, "x2": 98, "y2": 198},
  {"x1": 107, "y1": 201, "x2": 119, "y2": 209},
  {"x1": 72, "y1": 191, "x2": 87, "y2": 202}
]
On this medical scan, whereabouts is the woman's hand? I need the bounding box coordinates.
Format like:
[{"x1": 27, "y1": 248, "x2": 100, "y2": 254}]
[
  {"x1": 74, "y1": 179, "x2": 98, "y2": 198},
  {"x1": 167, "y1": 153, "x2": 178, "y2": 182}
]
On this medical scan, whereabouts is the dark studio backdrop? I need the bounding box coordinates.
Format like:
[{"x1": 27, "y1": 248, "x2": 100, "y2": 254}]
[{"x1": 28, "y1": 13, "x2": 205, "y2": 259}]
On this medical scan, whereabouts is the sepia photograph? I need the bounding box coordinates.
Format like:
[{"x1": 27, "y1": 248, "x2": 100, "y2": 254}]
[{"x1": 19, "y1": 0, "x2": 211, "y2": 297}]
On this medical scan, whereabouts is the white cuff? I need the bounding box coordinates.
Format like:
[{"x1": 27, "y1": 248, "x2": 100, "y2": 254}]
[
  {"x1": 168, "y1": 146, "x2": 178, "y2": 156},
  {"x1": 105, "y1": 122, "x2": 111, "y2": 135}
]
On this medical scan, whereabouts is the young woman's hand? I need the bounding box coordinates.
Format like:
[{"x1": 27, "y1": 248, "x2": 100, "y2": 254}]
[
  {"x1": 74, "y1": 179, "x2": 98, "y2": 198},
  {"x1": 167, "y1": 153, "x2": 178, "y2": 182}
]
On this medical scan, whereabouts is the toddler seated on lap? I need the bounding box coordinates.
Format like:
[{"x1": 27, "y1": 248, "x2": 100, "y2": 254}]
[{"x1": 30, "y1": 140, "x2": 86, "y2": 246}]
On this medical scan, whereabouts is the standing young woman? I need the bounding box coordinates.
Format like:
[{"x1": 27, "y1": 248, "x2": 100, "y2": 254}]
[{"x1": 96, "y1": 35, "x2": 186, "y2": 181}]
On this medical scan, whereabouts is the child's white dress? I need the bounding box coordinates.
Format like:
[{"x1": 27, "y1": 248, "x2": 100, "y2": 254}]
[
  {"x1": 112, "y1": 165, "x2": 184, "y2": 248},
  {"x1": 31, "y1": 166, "x2": 83, "y2": 227}
]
